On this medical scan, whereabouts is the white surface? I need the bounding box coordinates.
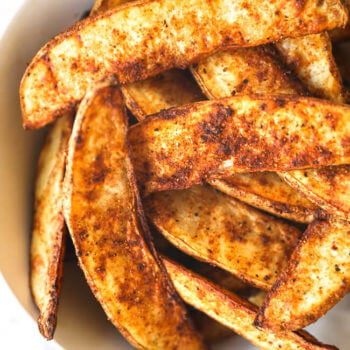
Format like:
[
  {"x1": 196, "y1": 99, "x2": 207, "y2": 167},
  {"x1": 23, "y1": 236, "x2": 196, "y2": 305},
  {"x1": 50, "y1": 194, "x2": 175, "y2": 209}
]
[
  {"x1": 0, "y1": 1, "x2": 349, "y2": 349},
  {"x1": 0, "y1": 274, "x2": 60, "y2": 350}
]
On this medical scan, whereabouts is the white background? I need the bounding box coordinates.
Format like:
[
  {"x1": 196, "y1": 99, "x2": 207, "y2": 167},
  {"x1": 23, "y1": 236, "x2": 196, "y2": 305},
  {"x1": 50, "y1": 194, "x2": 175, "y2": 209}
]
[{"x1": 0, "y1": 2, "x2": 60, "y2": 349}]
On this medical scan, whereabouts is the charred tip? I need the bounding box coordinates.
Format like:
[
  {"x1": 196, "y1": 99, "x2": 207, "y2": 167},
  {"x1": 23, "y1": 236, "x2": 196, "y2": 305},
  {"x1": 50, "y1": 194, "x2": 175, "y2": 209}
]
[
  {"x1": 253, "y1": 312, "x2": 265, "y2": 330},
  {"x1": 38, "y1": 313, "x2": 56, "y2": 340}
]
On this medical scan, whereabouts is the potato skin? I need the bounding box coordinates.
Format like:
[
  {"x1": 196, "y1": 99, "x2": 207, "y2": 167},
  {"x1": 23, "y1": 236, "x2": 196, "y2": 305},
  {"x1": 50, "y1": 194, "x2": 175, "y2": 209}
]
[
  {"x1": 209, "y1": 173, "x2": 319, "y2": 224},
  {"x1": 20, "y1": 0, "x2": 347, "y2": 129},
  {"x1": 255, "y1": 219, "x2": 350, "y2": 331},
  {"x1": 130, "y1": 95, "x2": 350, "y2": 194},
  {"x1": 63, "y1": 80, "x2": 205, "y2": 350},
  {"x1": 30, "y1": 114, "x2": 73, "y2": 339},
  {"x1": 163, "y1": 258, "x2": 338, "y2": 350}
]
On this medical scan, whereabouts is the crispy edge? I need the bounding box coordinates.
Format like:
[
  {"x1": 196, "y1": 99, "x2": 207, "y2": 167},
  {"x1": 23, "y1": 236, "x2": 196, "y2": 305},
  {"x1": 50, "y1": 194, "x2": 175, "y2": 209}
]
[
  {"x1": 163, "y1": 257, "x2": 338, "y2": 350},
  {"x1": 279, "y1": 168, "x2": 350, "y2": 221},
  {"x1": 30, "y1": 114, "x2": 73, "y2": 339},
  {"x1": 208, "y1": 176, "x2": 318, "y2": 224},
  {"x1": 255, "y1": 219, "x2": 350, "y2": 331}
]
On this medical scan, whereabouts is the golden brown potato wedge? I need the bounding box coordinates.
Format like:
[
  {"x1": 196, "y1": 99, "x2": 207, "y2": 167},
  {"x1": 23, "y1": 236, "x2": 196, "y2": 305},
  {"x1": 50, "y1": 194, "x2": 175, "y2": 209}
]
[
  {"x1": 63, "y1": 80, "x2": 204, "y2": 349},
  {"x1": 190, "y1": 44, "x2": 319, "y2": 223},
  {"x1": 130, "y1": 95, "x2": 350, "y2": 194},
  {"x1": 163, "y1": 257, "x2": 338, "y2": 350},
  {"x1": 255, "y1": 219, "x2": 350, "y2": 332},
  {"x1": 276, "y1": 33, "x2": 345, "y2": 103},
  {"x1": 30, "y1": 114, "x2": 73, "y2": 339},
  {"x1": 191, "y1": 45, "x2": 306, "y2": 99},
  {"x1": 280, "y1": 166, "x2": 350, "y2": 221},
  {"x1": 121, "y1": 70, "x2": 205, "y2": 120},
  {"x1": 277, "y1": 36, "x2": 350, "y2": 220},
  {"x1": 20, "y1": 0, "x2": 347, "y2": 129},
  {"x1": 209, "y1": 173, "x2": 319, "y2": 224},
  {"x1": 144, "y1": 185, "x2": 301, "y2": 290}
]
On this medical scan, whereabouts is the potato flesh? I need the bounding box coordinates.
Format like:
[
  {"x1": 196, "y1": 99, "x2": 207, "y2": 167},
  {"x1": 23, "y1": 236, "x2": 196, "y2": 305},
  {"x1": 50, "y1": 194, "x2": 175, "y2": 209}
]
[
  {"x1": 256, "y1": 220, "x2": 350, "y2": 331},
  {"x1": 276, "y1": 33, "x2": 345, "y2": 103},
  {"x1": 145, "y1": 185, "x2": 301, "y2": 290}
]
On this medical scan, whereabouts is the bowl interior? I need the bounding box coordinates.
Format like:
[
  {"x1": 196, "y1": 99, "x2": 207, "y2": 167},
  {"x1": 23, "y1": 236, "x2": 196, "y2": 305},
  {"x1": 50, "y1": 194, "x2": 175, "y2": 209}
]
[{"x1": 0, "y1": 1, "x2": 350, "y2": 349}]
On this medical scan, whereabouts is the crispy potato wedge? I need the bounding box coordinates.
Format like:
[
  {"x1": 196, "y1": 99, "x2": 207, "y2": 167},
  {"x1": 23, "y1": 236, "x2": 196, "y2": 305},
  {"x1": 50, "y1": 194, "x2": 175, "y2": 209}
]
[
  {"x1": 280, "y1": 166, "x2": 350, "y2": 220},
  {"x1": 63, "y1": 80, "x2": 204, "y2": 349},
  {"x1": 30, "y1": 114, "x2": 72, "y2": 339},
  {"x1": 191, "y1": 45, "x2": 306, "y2": 99},
  {"x1": 276, "y1": 33, "x2": 350, "y2": 221},
  {"x1": 190, "y1": 44, "x2": 319, "y2": 223},
  {"x1": 163, "y1": 258, "x2": 338, "y2": 350},
  {"x1": 209, "y1": 173, "x2": 319, "y2": 224},
  {"x1": 255, "y1": 220, "x2": 350, "y2": 331},
  {"x1": 130, "y1": 95, "x2": 350, "y2": 194},
  {"x1": 276, "y1": 33, "x2": 345, "y2": 103},
  {"x1": 20, "y1": 0, "x2": 347, "y2": 129},
  {"x1": 144, "y1": 185, "x2": 301, "y2": 290},
  {"x1": 121, "y1": 70, "x2": 205, "y2": 121}
]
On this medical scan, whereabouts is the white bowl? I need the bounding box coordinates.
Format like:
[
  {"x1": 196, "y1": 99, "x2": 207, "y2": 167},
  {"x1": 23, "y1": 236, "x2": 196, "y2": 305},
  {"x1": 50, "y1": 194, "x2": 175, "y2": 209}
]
[{"x1": 0, "y1": 1, "x2": 350, "y2": 349}]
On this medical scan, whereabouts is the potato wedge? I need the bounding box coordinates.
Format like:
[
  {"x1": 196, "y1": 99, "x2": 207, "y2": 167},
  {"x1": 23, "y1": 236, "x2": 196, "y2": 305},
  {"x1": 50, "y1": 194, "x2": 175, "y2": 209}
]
[
  {"x1": 63, "y1": 80, "x2": 204, "y2": 349},
  {"x1": 280, "y1": 166, "x2": 350, "y2": 220},
  {"x1": 130, "y1": 95, "x2": 350, "y2": 194},
  {"x1": 30, "y1": 114, "x2": 72, "y2": 339},
  {"x1": 190, "y1": 44, "x2": 319, "y2": 223},
  {"x1": 209, "y1": 173, "x2": 319, "y2": 224},
  {"x1": 276, "y1": 34, "x2": 350, "y2": 219},
  {"x1": 121, "y1": 70, "x2": 205, "y2": 121},
  {"x1": 163, "y1": 257, "x2": 338, "y2": 350},
  {"x1": 191, "y1": 45, "x2": 306, "y2": 99},
  {"x1": 276, "y1": 33, "x2": 345, "y2": 103},
  {"x1": 144, "y1": 185, "x2": 301, "y2": 290},
  {"x1": 255, "y1": 219, "x2": 350, "y2": 331},
  {"x1": 20, "y1": 0, "x2": 347, "y2": 129}
]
